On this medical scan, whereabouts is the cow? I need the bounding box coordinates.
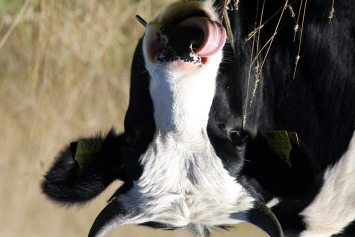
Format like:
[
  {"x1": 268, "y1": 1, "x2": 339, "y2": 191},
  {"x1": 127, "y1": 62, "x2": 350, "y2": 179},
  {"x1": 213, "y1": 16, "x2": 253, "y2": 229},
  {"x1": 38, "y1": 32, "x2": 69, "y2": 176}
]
[{"x1": 41, "y1": 0, "x2": 355, "y2": 237}]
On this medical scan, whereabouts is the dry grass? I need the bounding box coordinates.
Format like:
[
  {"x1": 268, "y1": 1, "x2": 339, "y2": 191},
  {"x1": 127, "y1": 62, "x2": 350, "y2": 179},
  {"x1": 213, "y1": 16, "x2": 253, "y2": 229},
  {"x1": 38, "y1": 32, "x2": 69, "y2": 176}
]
[{"x1": 0, "y1": 0, "x2": 268, "y2": 236}]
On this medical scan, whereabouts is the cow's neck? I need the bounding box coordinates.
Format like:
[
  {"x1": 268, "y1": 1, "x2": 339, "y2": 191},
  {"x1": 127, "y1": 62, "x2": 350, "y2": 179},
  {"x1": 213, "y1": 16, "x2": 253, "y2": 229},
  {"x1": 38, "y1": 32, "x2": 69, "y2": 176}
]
[{"x1": 149, "y1": 70, "x2": 216, "y2": 137}]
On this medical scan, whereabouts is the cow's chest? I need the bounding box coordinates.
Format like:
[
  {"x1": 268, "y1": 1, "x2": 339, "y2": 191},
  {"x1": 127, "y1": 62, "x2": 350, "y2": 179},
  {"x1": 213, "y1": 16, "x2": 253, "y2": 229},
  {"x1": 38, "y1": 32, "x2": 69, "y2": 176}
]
[{"x1": 117, "y1": 132, "x2": 254, "y2": 233}]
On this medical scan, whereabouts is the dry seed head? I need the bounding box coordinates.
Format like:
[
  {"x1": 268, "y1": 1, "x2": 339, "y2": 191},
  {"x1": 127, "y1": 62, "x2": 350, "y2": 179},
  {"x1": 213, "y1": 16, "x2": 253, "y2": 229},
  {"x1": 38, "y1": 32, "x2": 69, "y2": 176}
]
[
  {"x1": 293, "y1": 55, "x2": 300, "y2": 79},
  {"x1": 295, "y1": 55, "x2": 300, "y2": 63},
  {"x1": 234, "y1": 0, "x2": 240, "y2": 10},
  {"x1": 255, "y1": 58, "x2": 260, "y2": 73},
  {"x1": 250, "y1": 76, "x2": 260, "y2": 106},
  {"x1": 246, "y1": 25, "x2": 264, "y2": 42},
  {"x1": 243, "y1": 112, "x2": 247, "y2": 128},
  {"x1": 224, "y1": 0, "x2": 231, "y2": 10},
  {"x1": 329, "y1": 0, "x2": 335, "y2": 23},
  {"x1": 294, "y1": 24, "x2": 299, "y2": 32},
  {"x1": 287, "y1": 5, "x2": 295, "y2": 18},
  {"x1": 224, "y1": 0, "x2": 239, "y2": 11},
  {"x1": 329, "y1": 7, "x2": 334, "y2": 22}
]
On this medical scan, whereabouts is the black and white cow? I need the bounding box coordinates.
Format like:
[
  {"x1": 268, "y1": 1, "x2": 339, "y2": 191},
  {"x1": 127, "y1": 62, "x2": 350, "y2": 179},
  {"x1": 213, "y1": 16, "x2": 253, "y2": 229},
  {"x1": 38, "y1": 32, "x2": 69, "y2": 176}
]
[{"x1": 41, "y1": 0, "x2": 355, "y2": 236}]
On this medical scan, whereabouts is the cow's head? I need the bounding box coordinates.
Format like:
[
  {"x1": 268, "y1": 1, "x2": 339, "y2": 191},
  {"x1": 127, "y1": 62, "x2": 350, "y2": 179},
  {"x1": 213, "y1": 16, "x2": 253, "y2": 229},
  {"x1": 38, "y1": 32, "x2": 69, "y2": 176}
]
[{"x1": 89, "y1": 1, "x2": 283, "y2": 237}]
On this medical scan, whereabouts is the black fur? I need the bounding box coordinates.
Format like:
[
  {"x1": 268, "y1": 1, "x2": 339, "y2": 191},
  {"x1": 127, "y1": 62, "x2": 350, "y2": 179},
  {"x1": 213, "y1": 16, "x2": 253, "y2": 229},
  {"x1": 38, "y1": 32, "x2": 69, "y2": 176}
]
[
  {"x1": 41, "y1": 130, "x2": 128, "y2": 205},
  {"x1": 41, "y1": 40, "x2": 155, "y2": 206},
  {"x1": 210, "y1": 0, "x2": 355, "y2": 235}
]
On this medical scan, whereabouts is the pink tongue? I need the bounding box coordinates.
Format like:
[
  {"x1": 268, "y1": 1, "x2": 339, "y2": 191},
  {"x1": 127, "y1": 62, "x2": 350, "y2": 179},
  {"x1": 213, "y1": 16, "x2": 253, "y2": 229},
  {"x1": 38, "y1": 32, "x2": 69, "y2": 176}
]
[{"x1": 178, "y1": 17, "x2": 227, "y2": 57}]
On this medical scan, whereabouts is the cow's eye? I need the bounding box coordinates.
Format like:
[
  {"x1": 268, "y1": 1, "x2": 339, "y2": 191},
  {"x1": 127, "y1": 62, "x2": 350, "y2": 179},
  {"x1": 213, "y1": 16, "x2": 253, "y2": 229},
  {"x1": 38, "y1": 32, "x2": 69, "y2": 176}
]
[
  {"x1": 126, "y1": 133, "x2": 137, "y2": 146},
  {"x1": 230, "y1": 129, "x2": 248, "y2": 147}
]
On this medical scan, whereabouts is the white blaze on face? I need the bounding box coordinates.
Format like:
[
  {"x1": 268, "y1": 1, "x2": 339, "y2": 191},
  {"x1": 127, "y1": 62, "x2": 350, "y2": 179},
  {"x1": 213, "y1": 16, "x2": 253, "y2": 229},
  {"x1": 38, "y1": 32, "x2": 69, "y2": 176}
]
[{"x1": 115, "y1": 1, "x2": 256, "y2": 235}]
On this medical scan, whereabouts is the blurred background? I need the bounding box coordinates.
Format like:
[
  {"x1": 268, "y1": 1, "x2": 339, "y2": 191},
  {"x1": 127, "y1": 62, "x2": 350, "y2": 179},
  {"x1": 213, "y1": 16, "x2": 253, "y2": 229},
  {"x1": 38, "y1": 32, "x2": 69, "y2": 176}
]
[{"x1": 0, "y1": 0, "x2": 268, "y2": 236}]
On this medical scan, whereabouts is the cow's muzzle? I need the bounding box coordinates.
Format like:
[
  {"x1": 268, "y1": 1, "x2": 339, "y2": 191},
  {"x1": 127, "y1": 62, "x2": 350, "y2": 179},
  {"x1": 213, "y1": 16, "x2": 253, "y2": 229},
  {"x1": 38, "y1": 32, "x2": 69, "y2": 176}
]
[{"x1": 142, "y1": 5, "x2": 226, "y2": 66}]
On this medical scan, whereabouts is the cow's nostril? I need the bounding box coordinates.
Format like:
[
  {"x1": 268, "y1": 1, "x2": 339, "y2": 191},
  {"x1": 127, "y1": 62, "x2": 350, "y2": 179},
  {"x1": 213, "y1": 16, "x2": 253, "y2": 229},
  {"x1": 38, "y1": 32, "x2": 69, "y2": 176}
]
[
  {"x1": 191, "y1": 31, "x2": 204, "y2": 51},
  {"x1": 126, "y1": 133, "x2": 136, "y2": 146}
]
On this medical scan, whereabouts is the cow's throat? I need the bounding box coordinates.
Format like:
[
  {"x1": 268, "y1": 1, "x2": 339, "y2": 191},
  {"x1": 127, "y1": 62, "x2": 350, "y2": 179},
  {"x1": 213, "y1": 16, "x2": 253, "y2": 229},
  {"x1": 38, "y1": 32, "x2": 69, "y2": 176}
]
[{"x1": 149, "y1": 72, "x2": 216, "y2": 134}]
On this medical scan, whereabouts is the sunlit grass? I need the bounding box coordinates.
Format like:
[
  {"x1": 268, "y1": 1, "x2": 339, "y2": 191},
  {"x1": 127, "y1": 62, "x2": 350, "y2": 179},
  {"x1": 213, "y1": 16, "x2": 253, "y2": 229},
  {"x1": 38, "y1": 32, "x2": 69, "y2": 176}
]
[{"x1": 0, "y1": 0, "x2": 267, "y2": 236}]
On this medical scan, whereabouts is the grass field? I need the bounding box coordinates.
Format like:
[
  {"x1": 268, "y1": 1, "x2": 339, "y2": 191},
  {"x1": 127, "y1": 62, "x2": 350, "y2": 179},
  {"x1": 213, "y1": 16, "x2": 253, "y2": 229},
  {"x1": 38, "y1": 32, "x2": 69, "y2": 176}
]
[{"x1": 0, "y1": 0, "x2": 268, "y2": 236}]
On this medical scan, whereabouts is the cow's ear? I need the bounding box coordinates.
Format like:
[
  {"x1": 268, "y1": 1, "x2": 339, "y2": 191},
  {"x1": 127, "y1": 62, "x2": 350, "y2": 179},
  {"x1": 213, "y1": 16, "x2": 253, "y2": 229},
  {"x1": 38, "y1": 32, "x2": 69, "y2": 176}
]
[
  {"x1": 41, "y1": 129, "x2": 128, "y2": 206},
  {"x1": 245, "y1": 133, "x2": 317, "y2": 198}
]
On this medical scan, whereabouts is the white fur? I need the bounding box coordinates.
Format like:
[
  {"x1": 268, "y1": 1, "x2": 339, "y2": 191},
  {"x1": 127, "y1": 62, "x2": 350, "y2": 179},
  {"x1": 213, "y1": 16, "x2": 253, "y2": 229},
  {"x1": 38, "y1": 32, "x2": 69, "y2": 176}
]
[
  {"x1": 300, "y1": 131, "x2": 355, "y2": 237},
  {"x1": 148, "y1": 55, "x2": 221, "y2": 133},
  {"x1": 117, "y1": 132, "x2": 255, "y2": 236},
  {"x1": 113, "y1": 2, "x2": 256, "y2": 236}
]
